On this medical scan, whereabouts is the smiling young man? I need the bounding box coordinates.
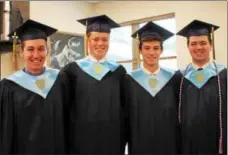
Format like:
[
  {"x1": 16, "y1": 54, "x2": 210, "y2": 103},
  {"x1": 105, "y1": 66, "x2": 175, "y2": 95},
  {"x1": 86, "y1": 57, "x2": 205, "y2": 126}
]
[
  {"x1": 177, "y1": 20, "x2": 227, "y2": 154},
  {"x1": 0, "y1": 19, "x2": 71, "y2": 154},
  {"x1": 61, "y1": 15, "x2": 127, "y2": 154},
  {"x1": 124, "y1": 22, "x2": 181, "y2": 154}
]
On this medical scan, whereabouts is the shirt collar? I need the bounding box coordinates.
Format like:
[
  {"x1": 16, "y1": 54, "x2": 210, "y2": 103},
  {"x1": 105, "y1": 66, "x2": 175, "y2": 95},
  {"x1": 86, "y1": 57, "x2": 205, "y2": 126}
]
[
  {"x1": 88, "y1": 54, "x2": 106, "y2": 63},
  {"x1": 142, "y1": 65, "x2": 160, "y2": 75},
  {"x1": 191, "y1": 61, "x2": 211, "y2": 70},
  {"x1": 23, "y1": 67, "x2": 46, "y2": 76}
]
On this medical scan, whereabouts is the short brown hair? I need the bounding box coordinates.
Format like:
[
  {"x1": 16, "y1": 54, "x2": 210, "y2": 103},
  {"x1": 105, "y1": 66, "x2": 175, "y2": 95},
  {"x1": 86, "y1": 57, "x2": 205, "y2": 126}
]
[
  {"x1": 20, "y1": 39, "x2": 47, "y2": 50},
  {"x1": 139, "y1": 35, "x2": 163, "y2": 50},
  {"x1": 187, "y1": 34, "x2": 212, "y2": 45}
]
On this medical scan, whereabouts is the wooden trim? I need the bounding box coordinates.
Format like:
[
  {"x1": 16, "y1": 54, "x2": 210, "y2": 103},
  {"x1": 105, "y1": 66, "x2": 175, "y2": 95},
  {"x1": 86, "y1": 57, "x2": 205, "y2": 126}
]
[
  {"x1": 132, "y1": 24, "x2": 138, "y2": 69},
  {"x1": 28, "y1": 1, "x2": 30, "y2": 19},
  {"x1": 2, "y1": 1, "x2": 5, "y2": 40},
  {"x1": 55, "y1": 31, "x2": 84, "y2": 37},
  {"x1": 160, "y1": 56, "x2": 177, "y2": 60},
  {"x1": 13, "y1": 1, "x2": 30, "y2": 21},
  {"x1": 84, "y1": 33, "x2": 88, "y2": 56},
  {"x1": 211, "y1": 27, "x2": 216, "y2": 60},
  {"x1": 46, "y1": 37, "x2": 51, "y2": 67},
  {"x1": 117, "y1": 60, "x2": 136, "y2": 63},
  {"x1": 117, "y1": 56, "x2": 177, "y2": 64},
  {"x1": 0, "y1": 2, "x2": 3, "y2": 37},
  {"x1": 120, "y1": 13, "x2": 175, "y2": 26},
  {"x1": 47, "y1": 31, "x2": 85, "y2": 49}
]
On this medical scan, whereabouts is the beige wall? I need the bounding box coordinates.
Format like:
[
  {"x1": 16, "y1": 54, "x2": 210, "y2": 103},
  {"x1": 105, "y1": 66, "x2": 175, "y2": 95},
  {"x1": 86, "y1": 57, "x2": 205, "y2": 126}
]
[
  {"x1": 1, "y1": 53, "x2": 14, "y2": 79},
  {"x1": 1, "y1": 1, "x2": 93, "y2": 79},
  {"x1": 1, "y1": 51, "x2": 24, "y2": 79},
  {"x1": 30, "y1": 1, "x2": 94, "y2": 34},
  {"x1": 1, "y1": 1, "x2": 226, "y2": 78},
  {"x1": 93, "y1": 1, "x2": 227, "y2": 68}
]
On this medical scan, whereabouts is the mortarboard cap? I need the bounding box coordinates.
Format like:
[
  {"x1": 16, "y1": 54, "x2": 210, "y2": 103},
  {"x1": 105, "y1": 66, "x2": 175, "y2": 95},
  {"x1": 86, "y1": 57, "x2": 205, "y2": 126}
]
[
  {"x1": 77, "y1": 14, "x2": 120, "y2": 33},
  {"x1": 176, "y1": 19, "x2": 219, "y2": 37},
  {"x1": 8, "y1": 19, "x2": 58, "y2": 42},
  {"x1": 131, "y1": 22, "x2": 174, "y2": 42}
]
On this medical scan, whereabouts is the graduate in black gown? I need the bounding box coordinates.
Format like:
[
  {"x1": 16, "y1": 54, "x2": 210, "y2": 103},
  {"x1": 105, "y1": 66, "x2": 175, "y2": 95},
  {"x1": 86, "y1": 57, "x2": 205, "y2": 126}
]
[
  {"x1": 176, "y1": 20, "x2": 227, "y2": 154},
  {"x1": 61, "y1": 15, "x2": 127, "y2": 154},
  {"x1": 0, "y1": 19, "x2": 70, "y2": 154},
  {"x1": 125, "y1": 22, "x2": 181, "y2": 154}
]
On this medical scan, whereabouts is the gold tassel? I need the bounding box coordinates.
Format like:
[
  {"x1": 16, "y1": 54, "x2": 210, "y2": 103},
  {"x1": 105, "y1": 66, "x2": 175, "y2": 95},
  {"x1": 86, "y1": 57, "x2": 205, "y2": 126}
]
[
  {"x1": 84, "y1": 20, "x2": 88, "y2": 57},
  {"x1": 136, "y1": 34, "x2": 140, "y2": 68},
  {"x1": 211, "y1": 26, "x2": 215, "y2": 60},
  {"x1": 12, "y1": 32, "x2": 18, "y2": 71}
]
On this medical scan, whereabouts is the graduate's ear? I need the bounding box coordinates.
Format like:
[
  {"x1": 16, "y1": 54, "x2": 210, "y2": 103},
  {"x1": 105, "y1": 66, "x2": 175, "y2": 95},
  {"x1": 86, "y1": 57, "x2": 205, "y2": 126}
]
[
  {"x1": 209, "y1": 43, "x2": 213, "y2": 52},
  {"x1": 19, "y1": 44, "x2": 24, "y2": 58},
  {"x1": 159, "y1": 49, "x2": 163, "y2": 55},
  {"x1": 209, "y1": 46, "x2": 212, "y2": 52},
  {"x1": 138, "y1": 42, "x2": 142, "y2": 54},
  {"x1": 160, "y1": 41, "x2": 163, "y2": 53},
  {"x1": 138, "y1": 48, "x2": 142, "y2": 55},
  {"x1": 45, "y1": 43, "x2": 49, "y2": 56}
]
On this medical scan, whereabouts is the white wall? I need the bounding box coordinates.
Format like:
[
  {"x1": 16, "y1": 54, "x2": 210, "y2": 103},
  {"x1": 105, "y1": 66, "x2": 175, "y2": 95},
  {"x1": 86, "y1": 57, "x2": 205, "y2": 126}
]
[
  {"x1": 93, "y1": 1, "x2": 227, "y2": 68},
  {"x1": 30, "y1": 1, "x2": 94, "y2": 34}
]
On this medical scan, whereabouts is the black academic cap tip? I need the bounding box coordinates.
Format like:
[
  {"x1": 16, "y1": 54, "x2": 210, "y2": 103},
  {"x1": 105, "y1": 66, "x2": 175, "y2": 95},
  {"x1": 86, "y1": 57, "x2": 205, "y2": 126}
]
[
  {"x1": 131, "y1": 22, "x2": 174, "y2": 41},
  {"x1": 176, "y1": 19, "x2": 220, "y2": 37},
  {"x1": 0, "y1": 40, "x2": 20, "y2": 52},
  {"x1": 7, "y1": 19, "x2": 58, "y2": 39},
  {"x1": 0, "y1": 39, "x2": 20, "y2": 45},
  {"x1": 77, "y1": 14, "x2": 120, "y2": 28}
]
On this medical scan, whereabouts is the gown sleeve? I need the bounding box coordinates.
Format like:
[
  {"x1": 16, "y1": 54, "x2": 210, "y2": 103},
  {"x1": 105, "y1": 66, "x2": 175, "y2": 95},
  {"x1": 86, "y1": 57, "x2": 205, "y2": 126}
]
[
  {"x1": 220, "y1": 69, "x2": 227, "y2": 154},
  {"x1": 0, "y1": 80, "x2": 14, "y2": 154},
  {"x1": 59, "y1": 70, "x2": 74, "y2": 153},
  {"x1": 123, "y1": 74, "x2": 132, "y2": 153}
]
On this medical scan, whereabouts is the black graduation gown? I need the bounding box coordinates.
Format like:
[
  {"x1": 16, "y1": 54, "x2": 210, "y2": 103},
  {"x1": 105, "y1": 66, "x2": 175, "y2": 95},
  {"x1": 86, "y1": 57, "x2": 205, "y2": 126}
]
[
  {"x1": 0, "y1": 70, "x2": 71, "y2": 154},
  {"x1": 62, "y1": 61, "x2": 127, "y2": 154},
  {"x1": 124, "y1": 70, "x2": 181, "y2": 155},
  {"x1": 179, "y1": 68, "x2": 227, "y2": 154}
]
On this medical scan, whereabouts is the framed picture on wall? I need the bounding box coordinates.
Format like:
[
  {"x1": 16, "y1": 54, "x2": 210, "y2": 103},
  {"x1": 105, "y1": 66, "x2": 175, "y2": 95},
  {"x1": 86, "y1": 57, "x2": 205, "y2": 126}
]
[{"x1": 48, "y1": 31, "x2": 85, "y2": 69}]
